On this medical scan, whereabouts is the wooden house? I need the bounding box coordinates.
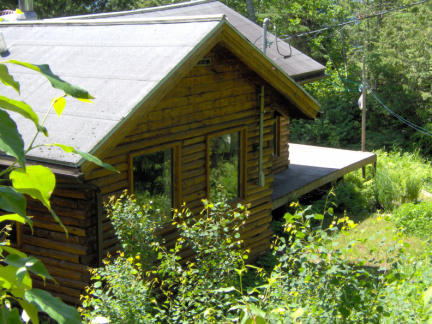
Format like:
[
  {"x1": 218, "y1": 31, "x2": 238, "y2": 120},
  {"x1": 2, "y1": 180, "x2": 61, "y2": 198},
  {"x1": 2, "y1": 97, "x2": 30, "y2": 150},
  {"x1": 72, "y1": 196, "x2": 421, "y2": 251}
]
[{"x1": 0, "y1": 1, "x2": 325, "y2": 304}]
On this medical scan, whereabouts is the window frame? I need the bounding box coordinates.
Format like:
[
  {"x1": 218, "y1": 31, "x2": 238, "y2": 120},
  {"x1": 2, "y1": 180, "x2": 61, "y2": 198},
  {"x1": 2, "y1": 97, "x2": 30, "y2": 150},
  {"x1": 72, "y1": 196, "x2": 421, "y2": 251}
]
[
  {"x1": 206, "y1": 127, "x2": 247, "y2": 203},
  {"x1": 273, "y1": 115, "x2": 281, "y2": 157},
  {"x1": 128, "y1": 142, "x2": 181, "y2": 212}
]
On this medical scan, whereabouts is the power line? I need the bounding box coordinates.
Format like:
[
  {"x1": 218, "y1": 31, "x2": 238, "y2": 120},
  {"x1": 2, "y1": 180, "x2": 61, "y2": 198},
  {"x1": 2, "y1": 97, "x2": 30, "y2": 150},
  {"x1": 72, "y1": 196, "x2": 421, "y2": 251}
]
[
  {"x1": 366, "y1": 83, "x2": 432, "y2": 137},
  {"x1": 278, "y1": 0, "x2": 430, "y2": 41}
]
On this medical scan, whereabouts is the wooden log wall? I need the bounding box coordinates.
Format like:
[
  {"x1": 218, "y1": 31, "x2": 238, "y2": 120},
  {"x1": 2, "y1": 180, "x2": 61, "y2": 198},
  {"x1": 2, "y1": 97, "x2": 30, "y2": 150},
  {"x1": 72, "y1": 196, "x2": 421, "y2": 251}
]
[
  {"x1": 0, "y1": 46, "x2": 298, "y2": 305},
  {"x1": 86, "y1": 45, "x2": 293, "y2": 263},
  {"x1": 13, "y1": 177, "x2": 98, "y2": 305}
]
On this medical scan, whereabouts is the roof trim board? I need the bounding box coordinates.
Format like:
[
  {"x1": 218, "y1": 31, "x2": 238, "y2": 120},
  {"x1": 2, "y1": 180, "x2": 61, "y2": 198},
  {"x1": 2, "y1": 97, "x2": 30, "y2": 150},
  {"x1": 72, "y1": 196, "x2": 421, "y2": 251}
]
[{"x1": 0, "y1": 14, "x2": 226, "y2": 26}]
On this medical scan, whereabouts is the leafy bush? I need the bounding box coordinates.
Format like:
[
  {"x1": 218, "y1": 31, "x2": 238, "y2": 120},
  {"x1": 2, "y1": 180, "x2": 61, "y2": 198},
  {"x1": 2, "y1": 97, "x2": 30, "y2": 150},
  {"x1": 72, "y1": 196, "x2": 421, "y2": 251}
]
[
  {"x1": 80, "y1": 197, "x2": 249, "y2": 323},
  {"x1": 305, "y1": 170, "x2": 375, "y2": 217},
  {"x1": 104, "y1": 192, "x2": 162, "y2": 268},
  {"x1": 217, "y1": 204, "x2": 432, "y2": 323},
  {"x1": 393, "y1": 202, "x2": 432, "y2": 239},
  {"x1": 81, "y1": 194, "x2": 432, "y2": 323}
]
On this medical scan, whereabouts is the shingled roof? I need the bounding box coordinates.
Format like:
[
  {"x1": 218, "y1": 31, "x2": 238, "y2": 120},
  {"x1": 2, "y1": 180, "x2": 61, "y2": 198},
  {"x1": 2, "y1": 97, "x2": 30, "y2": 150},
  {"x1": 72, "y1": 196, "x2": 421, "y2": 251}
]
[
  {"x1": 0, "y1": 12, "x2": 320, "y2": 168},
  {"x1": 55, "y1": 0, "x2": 326, "y2": 84}
]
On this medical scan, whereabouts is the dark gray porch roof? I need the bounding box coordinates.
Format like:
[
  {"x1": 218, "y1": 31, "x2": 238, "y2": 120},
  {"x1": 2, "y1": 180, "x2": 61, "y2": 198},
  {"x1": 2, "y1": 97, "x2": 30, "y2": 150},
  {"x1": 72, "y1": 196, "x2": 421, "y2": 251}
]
[
  {"x1": 54, "y1": 0, "x2": 326, "y2": 84},
  {"x1": 272, "y1": 144, "x2": 377, "y2": 210}
]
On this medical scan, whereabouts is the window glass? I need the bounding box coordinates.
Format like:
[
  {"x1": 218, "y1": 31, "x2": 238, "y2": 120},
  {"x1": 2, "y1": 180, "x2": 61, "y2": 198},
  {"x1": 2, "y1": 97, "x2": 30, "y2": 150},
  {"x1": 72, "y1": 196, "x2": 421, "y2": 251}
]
[
  {"x1": 132, "y1": 148, "x2": 173, "y2": 221},
  {"x1": 209, "y1": 131, "x2": 240, "y2": 201}
]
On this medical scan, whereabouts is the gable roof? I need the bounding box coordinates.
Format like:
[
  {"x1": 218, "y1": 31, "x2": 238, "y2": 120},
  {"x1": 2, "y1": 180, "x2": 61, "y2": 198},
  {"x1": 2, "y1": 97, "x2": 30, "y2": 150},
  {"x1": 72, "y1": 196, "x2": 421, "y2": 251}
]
[
  {"x1": 0, "y1": 15, "x2": 319, "y2": 170},
  {"x1": 54, "y1": 0, "x2": 326, "y2": 84}
]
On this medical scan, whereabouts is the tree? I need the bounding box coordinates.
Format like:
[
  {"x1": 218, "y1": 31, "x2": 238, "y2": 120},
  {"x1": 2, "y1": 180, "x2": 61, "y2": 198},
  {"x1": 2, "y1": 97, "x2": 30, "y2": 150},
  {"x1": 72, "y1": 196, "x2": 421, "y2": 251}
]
[{"x1": 0, "y1": 60, "x2": 117, "y2": 322}]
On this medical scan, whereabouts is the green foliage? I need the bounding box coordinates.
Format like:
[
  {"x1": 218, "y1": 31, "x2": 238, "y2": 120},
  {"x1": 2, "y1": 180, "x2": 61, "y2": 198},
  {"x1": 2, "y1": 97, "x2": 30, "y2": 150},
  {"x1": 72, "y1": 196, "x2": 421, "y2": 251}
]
[
  {"x1": 81, "y1": 253, "x2": 155, "y2": 323},
  {"x1": 374, "y1": 149, "x2": 429, "y2": 210},
  {"x1": 81, "y1": 193, "x2": 432, "y2": 323},
  {"x1": 209, "y1": 159, "x2": 239, "y2": 201},
  {"x1": 80, "y1": 197, "x2": 249, "y2": 323},
  {"x1": 0, "y1": 60, "x2": 116, "y2": 323},
  {"x1": 393, "y1": 202, "x2": 432, "y2": 239},
  {"x1": 105, "y1": 193, "x2": 162, "y2": 269}
]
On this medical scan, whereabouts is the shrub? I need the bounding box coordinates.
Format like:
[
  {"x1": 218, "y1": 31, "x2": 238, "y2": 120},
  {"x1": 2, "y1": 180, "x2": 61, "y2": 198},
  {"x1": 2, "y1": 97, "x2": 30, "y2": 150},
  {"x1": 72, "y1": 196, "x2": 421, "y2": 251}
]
[
  {"x1": 81, "y1": 195, "x2": 432, "y2": 323},
  {"x1": 104, "y1": 192, "x2": 162, "y2": 269},
  {"x1": 306, "y1": 170, "x2": 375, "y2": 217},
  {"x1": 215, "y1": 203, "x2": 432, "y2": 323},
  {"x1": 393, "y1": 202, "x2": 432, "y2": 239},
  {"x1": 80, "y1": 196, "x2": 249, "y2": 323},
  {"x1": 374, "y1": 149, "x2": 430, "y2": 210}
]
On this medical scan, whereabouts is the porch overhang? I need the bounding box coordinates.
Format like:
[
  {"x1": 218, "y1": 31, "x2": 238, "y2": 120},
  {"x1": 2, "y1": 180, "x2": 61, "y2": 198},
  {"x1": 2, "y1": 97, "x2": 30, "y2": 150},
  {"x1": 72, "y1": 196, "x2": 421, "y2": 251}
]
[{"x1": 272, "y1": 144, "x2": 377, "y2": 210}]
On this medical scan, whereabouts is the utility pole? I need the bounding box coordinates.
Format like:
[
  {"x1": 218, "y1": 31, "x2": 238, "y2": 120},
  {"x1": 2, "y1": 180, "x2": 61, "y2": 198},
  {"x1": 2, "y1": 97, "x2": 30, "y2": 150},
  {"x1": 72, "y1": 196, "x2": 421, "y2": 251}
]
[{"x1": 362, "y1": 56, "x2": 367, "y2": 177}]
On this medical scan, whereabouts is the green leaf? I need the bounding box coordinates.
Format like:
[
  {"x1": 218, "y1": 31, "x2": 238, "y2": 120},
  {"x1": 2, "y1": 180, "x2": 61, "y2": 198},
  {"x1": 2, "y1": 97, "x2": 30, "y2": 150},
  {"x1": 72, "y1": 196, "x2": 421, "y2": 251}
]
[
  {"x1": 0, "y1": 186, "x2": 27, "y2": 217},
  {"x1": 248, "y1": 303, "x2": 266, "y2": 319},
  {"x1": 4, "y1": 254, "x2": 54, "y2": 282},
  {"x1": 424, "y1": 286, "x2": 432, "y2": 310},
  {"x1": 2, "y1": 246, "x2": 27, "y2": 259},
  {"x1": 0, "y1": 264, "x2": 32, "y2": 298},
  {"x1": 314, "y1": 214, "x2": 324, "y2": 220},
  {"x1": 0, "y1": 64, "x2": 20, "y2": 93},
  {"x1": 0, "y1": 306, "x2": 22, "y2": 324},
  {"x1": 0, "y1": 109, "x2": 25, "y2": 168},
  {"x1": 52, "y1": 97, "x2": 66, "y2": 117},
  {"x1": 291, "y1": 308, "x2": 304, "y2": 319},
  {"x1": 0, "y1": 96, "x2": 47, "y2": 136},
  {"x1": 10, "y1": 165, "x2": 55, "y2": 210},
  {"x1": 24, "y1": 288, "x2": 82, "y2": 324},
  {"x1": 0, "y1": 213, "x2": 27, "y2": 224},
  {"x1": 18, "y1": 300, "x2": 39, "y2": 324},
  {"x1": 4, "y1": 60, "x2": 95, "y2": 100},
  {"x1": 212, "y1": 287, "x2": 237, "y2": 293},
  {"x1": 338, "y1": 305, "x2": 351, "y2": 319},
  {"x1": 48, "y1": 144, "x2": 119, "y2": 173}
]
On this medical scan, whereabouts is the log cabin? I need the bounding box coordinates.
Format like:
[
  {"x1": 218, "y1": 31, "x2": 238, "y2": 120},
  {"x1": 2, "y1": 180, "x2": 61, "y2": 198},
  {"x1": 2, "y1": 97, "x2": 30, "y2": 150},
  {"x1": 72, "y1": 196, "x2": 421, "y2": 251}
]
[{"x1": 0, "y1": 1, "x2": 325, "y2": 304}]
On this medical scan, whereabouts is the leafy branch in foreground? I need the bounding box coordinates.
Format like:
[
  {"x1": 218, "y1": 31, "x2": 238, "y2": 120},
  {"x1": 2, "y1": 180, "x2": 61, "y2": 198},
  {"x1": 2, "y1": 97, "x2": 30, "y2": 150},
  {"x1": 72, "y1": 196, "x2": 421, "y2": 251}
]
[{"x1": 0, "y1": 60, "x2": 117, "y2": 323}]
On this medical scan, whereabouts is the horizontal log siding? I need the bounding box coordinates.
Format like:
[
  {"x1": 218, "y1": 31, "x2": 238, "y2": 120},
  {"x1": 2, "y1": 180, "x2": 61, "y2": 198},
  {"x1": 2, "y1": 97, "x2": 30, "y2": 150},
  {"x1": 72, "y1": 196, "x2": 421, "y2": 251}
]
[
  {"x1": 87, "y1": 47, "x2": 292, "y2": 261},
  {"x1": 16, "y1": 177, "x2": 98, "y2": 305}
]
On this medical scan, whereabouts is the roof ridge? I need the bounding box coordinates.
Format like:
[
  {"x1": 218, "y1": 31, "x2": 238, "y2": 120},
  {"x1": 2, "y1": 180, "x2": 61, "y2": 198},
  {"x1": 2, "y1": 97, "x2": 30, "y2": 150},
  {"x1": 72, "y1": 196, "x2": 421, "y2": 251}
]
[
  {"x1": 0, "y1": 14, "x2": 225, "y2": 26},
  {"x1": 50, "y1": 0, "x2": 216, "y2": 21}
]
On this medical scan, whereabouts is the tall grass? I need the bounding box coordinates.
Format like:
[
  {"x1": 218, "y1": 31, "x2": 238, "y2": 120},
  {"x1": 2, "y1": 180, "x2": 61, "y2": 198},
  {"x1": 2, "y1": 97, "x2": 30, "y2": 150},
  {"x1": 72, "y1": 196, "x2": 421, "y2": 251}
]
[{"x1": 373, "y1": 149, "x2": 432, "y2": 210}]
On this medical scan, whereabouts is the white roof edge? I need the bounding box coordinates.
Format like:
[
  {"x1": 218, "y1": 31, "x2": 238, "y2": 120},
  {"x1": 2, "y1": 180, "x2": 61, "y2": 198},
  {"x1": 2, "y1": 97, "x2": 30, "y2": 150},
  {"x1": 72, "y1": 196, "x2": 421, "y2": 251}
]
[
  {"x1": 50, "y1": 0, "x2": 214, "y2": 20},
  {"x1": 0, "y1": 14, "x2": 225, "y2": 26}
]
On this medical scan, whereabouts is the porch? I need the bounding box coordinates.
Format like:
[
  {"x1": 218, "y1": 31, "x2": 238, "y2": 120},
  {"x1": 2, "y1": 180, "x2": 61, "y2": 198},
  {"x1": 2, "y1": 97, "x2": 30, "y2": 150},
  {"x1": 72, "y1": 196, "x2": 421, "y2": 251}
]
[{"x1": 272, "y1": 144, "x2": 377, "y2": 210}]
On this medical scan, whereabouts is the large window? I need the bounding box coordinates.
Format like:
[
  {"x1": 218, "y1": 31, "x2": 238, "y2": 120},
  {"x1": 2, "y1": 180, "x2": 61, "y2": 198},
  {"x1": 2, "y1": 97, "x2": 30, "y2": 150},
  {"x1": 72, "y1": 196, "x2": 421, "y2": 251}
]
[
  {"x1": 130, "y1": 145, "x2": 179, "y2": 223},
  {"x1": 208, "y1": 129, "x2": 245, "y2": 202}
]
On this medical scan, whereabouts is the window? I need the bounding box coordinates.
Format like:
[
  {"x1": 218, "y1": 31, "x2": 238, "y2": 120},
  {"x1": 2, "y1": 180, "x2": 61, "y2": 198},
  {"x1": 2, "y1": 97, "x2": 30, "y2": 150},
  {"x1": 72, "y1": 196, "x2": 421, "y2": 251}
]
[
  {"x1": 207, "y1": 128, "x2": 246, "y2": 202},
  {"x1": 130, "y1": 144, "x2": 180, "y2": 223}
]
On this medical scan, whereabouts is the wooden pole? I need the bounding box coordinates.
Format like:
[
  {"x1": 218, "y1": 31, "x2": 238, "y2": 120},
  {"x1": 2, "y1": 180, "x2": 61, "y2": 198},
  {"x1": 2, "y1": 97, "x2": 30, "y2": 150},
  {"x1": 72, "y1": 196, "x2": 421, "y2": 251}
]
[{"x1": 362, "y1": 56, "x2": 366, "y2": 177}]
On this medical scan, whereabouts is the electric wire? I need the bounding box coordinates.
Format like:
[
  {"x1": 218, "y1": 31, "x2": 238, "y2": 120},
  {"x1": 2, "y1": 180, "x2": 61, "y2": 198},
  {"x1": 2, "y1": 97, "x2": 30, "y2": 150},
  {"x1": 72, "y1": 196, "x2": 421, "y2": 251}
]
[
  {"x1": 254, "y1": 21, "x2": 292, "y2": 58},
  {"x1": 278, "y1": 0, "x2": 430, "y2": 41},
  {"x1": 366, "y1": 83, "x2": 432, "y2": 137}
]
